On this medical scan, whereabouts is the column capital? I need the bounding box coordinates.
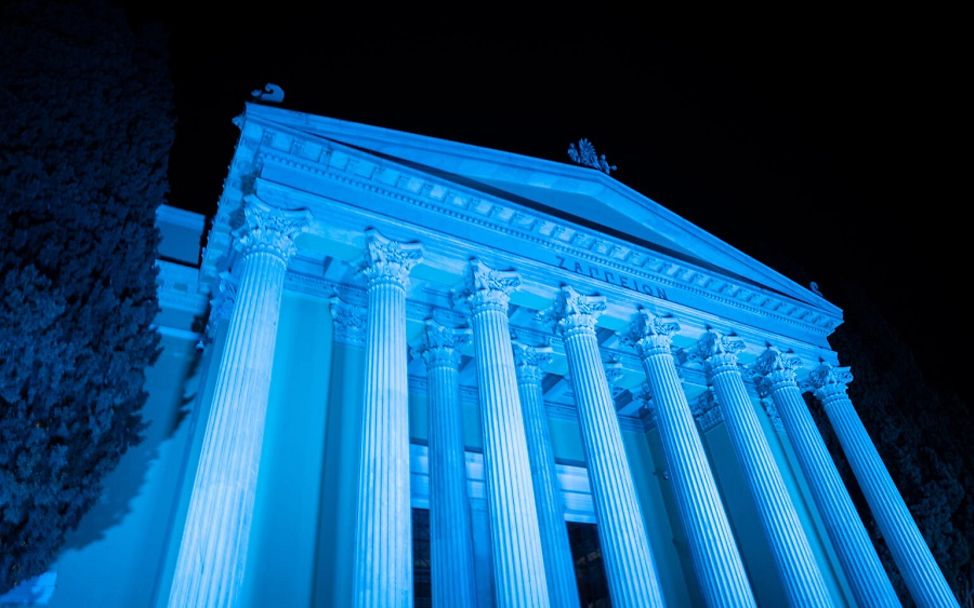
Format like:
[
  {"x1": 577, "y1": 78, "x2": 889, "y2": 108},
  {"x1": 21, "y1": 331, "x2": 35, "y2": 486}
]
[
  {"x1": 604, "y1": 357, "x2": 626, "y2": 396},
  {"x1": 463, "y1": 258, "x2": 521, "y2": 312},
  {"x1": 234, "y1": 195, "x2": 311, "y2": 261},
  {"x1": 696, "y1": 329, "x2": 746, "y2": 375},
  {"x1": 330, "y1": 295, "x2": 367, "y2": 347},
  {"x1": 204, "y1": 271, "x2": 238, "y2": 343},
  {"x1": 633, "y1": 383, "x2": 657, "y2": 428},
  {"x1": 693, "y1": 389, "x2": 724, "y2": 432},
  {"x1": 624, "y1": 309, "x2": 681, "y2": 357},
  {"x1": 760, "y1": 397, "x2": 785, "y2": 432},
  {"x1": 553, "y1": 285, "x2": 606, "y2": 334},
  {"x1": 512, "y1": 341, "x2": 553, "y2": 384},
  {"x1": 361, "y1": 229, "x2": 423, "y2": 287},
  {"x1": 806, "y1": 363, "x2": 854, "y2": 401},
  {"x1": 421, "y1": 320, "x2": 471, "y2": 369},
  {"x1": 752, "y1": 347, "x2": 803, "y2": 397}
]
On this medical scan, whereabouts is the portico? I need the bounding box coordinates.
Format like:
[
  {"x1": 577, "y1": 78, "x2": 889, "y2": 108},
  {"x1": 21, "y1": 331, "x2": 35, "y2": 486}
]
[{"x1": 164, "y1": 103, "x2": 958, "y2": 607}]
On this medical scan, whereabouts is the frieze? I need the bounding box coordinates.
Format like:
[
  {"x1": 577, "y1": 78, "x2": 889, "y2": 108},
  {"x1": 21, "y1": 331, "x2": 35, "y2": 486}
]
[{"x1": 555, "y1": 255, "x2": 668, "y2": 300}]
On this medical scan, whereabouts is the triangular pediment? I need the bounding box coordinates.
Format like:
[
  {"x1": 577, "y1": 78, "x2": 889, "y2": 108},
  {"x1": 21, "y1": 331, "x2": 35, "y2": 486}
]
[{"x1": 246, "y1": 104, "x2": 838, "y2": 314}]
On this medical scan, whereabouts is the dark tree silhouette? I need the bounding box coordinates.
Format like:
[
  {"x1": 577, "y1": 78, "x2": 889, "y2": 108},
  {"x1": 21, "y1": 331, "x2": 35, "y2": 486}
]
[
  {"x1": 0, "y1": 0, "x2": 174, "y2": 592},
  {"x1": 810, "y1": 283, "x2": 974, "y2": 606}
]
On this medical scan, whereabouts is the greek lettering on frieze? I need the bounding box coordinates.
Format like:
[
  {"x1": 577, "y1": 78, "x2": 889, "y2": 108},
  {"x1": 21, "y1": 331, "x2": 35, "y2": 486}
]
[{"x1": 555, "y1": 255, "x2": 668, "y2": 300}]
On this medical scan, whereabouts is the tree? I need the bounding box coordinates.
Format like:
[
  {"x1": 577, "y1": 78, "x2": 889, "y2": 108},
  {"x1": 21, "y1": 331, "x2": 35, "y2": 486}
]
[{"x1": 0, "y1": 0, "x2": 174, "y2": 592}]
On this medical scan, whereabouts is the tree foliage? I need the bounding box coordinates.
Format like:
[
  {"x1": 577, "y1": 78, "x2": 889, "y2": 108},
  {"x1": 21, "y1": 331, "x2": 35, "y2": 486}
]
[
  {"x1": 0, "y1": 0, "x2": 173, "y2": 592},
  {"x1": 811, "y1": 283, "x2": 974, "y2": 606}
]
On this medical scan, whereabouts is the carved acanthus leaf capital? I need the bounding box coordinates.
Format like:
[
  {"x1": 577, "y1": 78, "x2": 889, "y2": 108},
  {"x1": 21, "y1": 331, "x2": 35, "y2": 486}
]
[
  {"x1": 696, "y1": 330, "x2": 745, "y2": 359},
  {"x1": 234, "y1": 196, "x2": 311, "y2": 261},
  {"x1": 512, "y1": 340, "x2": 553, "y2": 383},
  {"x1": 421, "y1": 320, "x2": 470, "y2": 369},
  {"x1": 463, "y1": 258, "x2": 521, "y2": 312},
  {"x1": 696, "y1": 329, "x2": 746, "y2": 375},
  {"x1": 692, "y1": 389, "x2": 724, "y2": 432},
  {"x1": 361, "y1": 229, "x2": 423, "y2": 287},
  {"x1": 632, "y1": 383, "x2": 657, "y2": 428},
  {"x1": 204, "y1": 271, "x2": 239, "y2": 342},
  {"x1": 633, "y1": 382, "x2": 654, "y2": 405},
  {"x1": 623, "y1": 309, "x2": 681, "y2": 357},
  {"x1": 806, "y1": 363, "x2": 854, "y2": 399},
  {"x1": 604, "y1": 357, "x2": 625, "y2": 394},
  {"x1": 752, "y1": 347, "x2": 802, "y2": 396},
  {"x1": 761, "y1": 397, "x2": 785, "y2": 432},
  {"x1": 330, "y1": 295, "x2": 367, "y2": 346},
  {"x1": 554, "y1": 285, "x2": 606, "y2": 334}
]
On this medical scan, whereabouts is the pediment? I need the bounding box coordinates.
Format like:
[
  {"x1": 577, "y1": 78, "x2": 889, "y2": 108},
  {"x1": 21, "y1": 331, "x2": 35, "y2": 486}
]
[{"x1": 245, "y1": 103, "x2": 838, "y2": 315}]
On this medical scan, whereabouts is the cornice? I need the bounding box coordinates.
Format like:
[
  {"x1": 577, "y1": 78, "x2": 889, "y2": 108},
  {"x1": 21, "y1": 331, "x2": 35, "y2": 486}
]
[{"x1": 156, "y1": 260, "x2": 208, "y2": 315}]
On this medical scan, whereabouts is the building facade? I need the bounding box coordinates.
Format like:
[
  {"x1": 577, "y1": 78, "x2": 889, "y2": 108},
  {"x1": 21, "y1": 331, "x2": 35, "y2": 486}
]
[{"x1": 20, "y1": 104, "x2": 958, "y2": 607}]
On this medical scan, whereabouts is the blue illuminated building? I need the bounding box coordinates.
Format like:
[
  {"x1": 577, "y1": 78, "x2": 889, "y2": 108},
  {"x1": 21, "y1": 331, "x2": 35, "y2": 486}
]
[{"x1": 14, "y1": 104, "x2": 959, "y2": 607}]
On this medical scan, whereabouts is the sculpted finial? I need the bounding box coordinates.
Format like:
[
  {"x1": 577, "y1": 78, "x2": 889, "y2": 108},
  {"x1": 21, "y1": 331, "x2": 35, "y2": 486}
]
[
  {"x1": 250, "y1": 83, "x2": 285, "y2": 104},
  {"x1": 567, "y1": 138, "x2": 617, "y2": 175}
]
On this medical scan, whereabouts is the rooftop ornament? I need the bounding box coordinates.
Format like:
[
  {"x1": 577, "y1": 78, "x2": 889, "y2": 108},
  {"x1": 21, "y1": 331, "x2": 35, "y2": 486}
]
[{"x1": 567, "y1": 138, "x2": 617, "y2": 175}]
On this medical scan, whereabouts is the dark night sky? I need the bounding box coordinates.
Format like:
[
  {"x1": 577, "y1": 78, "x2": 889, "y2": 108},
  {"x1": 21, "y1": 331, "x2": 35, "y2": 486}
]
[{"x1": 135, "y1": 9, "x2": 967, "y2": 395}]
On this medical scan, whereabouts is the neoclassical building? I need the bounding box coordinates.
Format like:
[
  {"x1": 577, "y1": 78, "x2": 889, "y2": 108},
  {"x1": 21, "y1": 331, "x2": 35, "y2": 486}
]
[{"x1": 19, "y1": 104, "x2": 958, "y2": 607}]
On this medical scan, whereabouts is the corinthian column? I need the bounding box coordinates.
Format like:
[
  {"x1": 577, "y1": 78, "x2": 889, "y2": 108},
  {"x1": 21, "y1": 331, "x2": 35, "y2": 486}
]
[
  {"x1": 697, "y1": 331, "x2": 833, "y2": 607},
  {"x1": 168, "y1": 197, "x2": 310, "y2": 608},
  {"x1": 351, "y1": 230, "x2": 422, "y2": 608},
  {"x1": 626, "y1": 310, "x2": 756, "y2": 607},
  {"x1": 552, "y1": 287, "x2": 665, "y2": 607},
  {"x1": 420, "y1": 321, "x2": 477, "y2": 608},
  {"x1": 753, "y1": 348, "x2": 899, "y2": 608},
  {"x1": 809, "y1": 364, "x2": 959, "y2": 608},
  {"x1": 462, "y1": 259, "x2": 550, "y2": 607},
  {"x1": 511, "y1": 341, "x2": 580, "y2": 608}
]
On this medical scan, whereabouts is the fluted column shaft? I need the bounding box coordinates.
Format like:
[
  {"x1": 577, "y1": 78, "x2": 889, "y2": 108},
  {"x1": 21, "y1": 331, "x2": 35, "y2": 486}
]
[
  {"x1": 422, "y1": 323, "x2": 478, "y2": 608},
  {"x1": 699, "y1": 333, "x2": 833, "y2": 607},
  {"x1": 754, "y1": 350, "x2": 899, "y2": 608},
  {"x1": 513, "y1": 343, "x2": 581, "y2": 608},
  {"x1": 555, "y1": 288, "x2": 665, "y2": 607},
  {"x1": 352, "y1": 231, "x2": 423, "y2": 608},
  {"x1": 464, "y1": 260, "x2": 550, "y2": 607},
  {"x1": 628, "y1": 312, "x2": 756, "y2": 607},
  {"x1": 168, "y1": 199, "x2": 309, "y2": 608},
  {"x1": 810, "y1": 366, "x2": 959, "y2": 608}
]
